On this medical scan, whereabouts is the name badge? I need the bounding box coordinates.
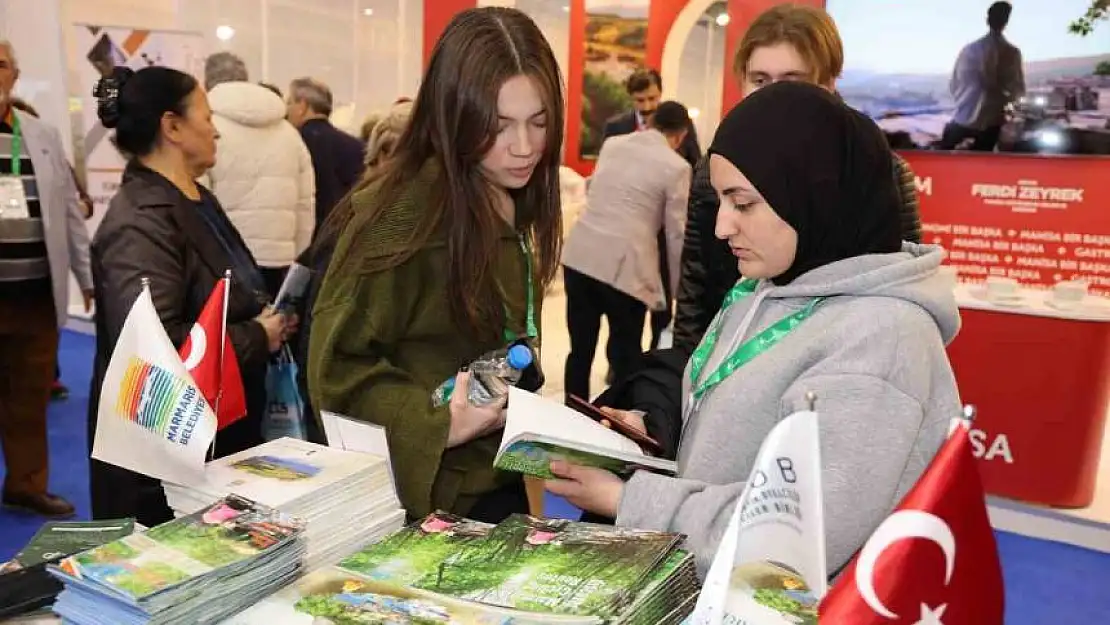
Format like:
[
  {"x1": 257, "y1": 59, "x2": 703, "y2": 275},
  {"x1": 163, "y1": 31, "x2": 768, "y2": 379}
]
[{"x1": 0, "y1": 177, "x2": 29, "y2": 220}]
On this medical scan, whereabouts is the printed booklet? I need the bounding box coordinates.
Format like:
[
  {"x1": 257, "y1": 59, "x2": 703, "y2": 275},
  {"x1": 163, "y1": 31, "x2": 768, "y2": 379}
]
[{"x1": 495, "y1": 388, "x2": 676, "y2": 479}]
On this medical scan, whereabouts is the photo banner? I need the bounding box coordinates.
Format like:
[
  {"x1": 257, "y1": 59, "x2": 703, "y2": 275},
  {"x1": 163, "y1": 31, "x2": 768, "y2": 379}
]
[
  {"x1": 579, "y1": 0, "x2": 649, "y2": 159},
  {"x1": 67, "y1": 24, "x2": 206, "y2": 319},
  {"x1": 828, "y1": 0, "x2": 1110, "y2": 157}
]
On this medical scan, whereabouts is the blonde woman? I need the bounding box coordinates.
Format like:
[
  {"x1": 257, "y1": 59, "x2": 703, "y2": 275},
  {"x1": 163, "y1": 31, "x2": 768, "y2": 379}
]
[{"x1": 364, "y1": 100, "x2": 413, "y2": 170}]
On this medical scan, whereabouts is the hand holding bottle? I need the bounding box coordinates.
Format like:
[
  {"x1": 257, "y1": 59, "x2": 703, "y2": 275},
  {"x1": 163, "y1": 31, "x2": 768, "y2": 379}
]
[{"x1": 446, "y1": 370, "x2": 507, "y2": 448}]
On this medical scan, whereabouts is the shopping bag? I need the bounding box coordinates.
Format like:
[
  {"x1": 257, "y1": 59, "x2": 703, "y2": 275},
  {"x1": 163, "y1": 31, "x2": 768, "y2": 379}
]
[{"x1": 263, "y1": 346, "x2": 307, "y2": 441}]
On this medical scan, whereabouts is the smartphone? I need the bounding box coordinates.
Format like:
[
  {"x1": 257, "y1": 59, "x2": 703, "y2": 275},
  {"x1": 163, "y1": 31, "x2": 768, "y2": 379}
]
[{"x1": 566, "y1": 395, "x2": 663, "y2": 457}]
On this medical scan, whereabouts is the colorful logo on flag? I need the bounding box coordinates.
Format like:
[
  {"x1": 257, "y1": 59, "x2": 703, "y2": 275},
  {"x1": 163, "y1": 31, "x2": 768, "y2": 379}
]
[{"x1": 115, "y1": 357, "x2": 209, "y2": 446}]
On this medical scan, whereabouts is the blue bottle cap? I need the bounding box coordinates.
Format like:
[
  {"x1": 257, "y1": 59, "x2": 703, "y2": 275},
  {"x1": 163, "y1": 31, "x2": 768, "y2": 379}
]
[{"x1": 506, "y1": 345, "x2": 534, "y2": 370}]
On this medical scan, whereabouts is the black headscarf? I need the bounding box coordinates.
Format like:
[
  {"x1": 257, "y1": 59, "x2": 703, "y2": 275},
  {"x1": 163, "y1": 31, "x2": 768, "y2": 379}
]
[{"x1": 708, "y1": 81, "x2": 903, "y2": 285}]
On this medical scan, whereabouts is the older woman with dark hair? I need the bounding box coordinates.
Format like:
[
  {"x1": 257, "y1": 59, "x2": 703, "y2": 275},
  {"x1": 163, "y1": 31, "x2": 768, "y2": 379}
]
[{"x1": 89, "y1": 66, "x2": 294, "y2": 526}]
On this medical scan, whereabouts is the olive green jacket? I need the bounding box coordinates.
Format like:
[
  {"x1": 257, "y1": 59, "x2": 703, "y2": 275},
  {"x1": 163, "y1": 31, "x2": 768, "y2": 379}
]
[{"x1": 307, "y1": 165, "x2": 540, "y2": 518}]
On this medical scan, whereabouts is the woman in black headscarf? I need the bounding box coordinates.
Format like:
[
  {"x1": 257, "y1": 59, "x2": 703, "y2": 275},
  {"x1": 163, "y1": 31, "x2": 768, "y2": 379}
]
[{"x1": 546, "y1": 82, "x2": 963, "y2": 581}]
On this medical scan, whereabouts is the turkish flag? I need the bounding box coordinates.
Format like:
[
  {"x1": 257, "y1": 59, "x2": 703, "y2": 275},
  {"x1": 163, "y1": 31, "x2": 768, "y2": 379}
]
[
  {"x1": 819, "y1": 422, "x2": 1005, "y2": 625},
  {"x1": 179, "y1": 276, "x2": 247, "y2": 430}
]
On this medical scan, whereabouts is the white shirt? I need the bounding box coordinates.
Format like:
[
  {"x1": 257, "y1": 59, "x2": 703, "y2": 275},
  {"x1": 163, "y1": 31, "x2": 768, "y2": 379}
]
[{"x1": 950, "y1": 33, "x2": 1025, "y2": 130}]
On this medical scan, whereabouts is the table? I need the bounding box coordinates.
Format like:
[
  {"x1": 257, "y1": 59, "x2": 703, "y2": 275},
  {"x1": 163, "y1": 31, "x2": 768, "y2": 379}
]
[{"x1": 947, "y1": 285, "x2": 1110, "y2": 507}]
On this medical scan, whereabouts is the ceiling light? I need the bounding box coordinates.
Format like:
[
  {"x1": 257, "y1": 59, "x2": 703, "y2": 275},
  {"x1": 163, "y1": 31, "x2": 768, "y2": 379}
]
[
  {"x1": 215, "y1": 25, "x2": 235, "y2": 41},
  {"x1": 363, "y1": 8, "x2": 374, "y2": 16},
  {"x1": 689, "y1": 107, "x2": 701, "y2": 119},
  {"x1": 715, "y1": 13, "x2": 731, "y2": 27}
]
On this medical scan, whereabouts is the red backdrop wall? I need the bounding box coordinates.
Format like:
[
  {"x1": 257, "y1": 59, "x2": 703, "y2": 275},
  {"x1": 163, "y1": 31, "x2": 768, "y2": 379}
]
[{"x1": 423, "y1": 0, "x2": 476, "y2": 66}]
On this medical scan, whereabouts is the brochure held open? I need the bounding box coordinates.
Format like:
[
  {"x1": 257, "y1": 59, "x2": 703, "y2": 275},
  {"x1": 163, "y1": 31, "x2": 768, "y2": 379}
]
[{"x1": 495, "y1": 388, "x2": 677, "y2": 479}]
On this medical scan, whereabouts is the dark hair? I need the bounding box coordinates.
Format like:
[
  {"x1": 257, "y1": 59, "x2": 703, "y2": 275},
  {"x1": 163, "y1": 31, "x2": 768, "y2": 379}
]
[
  {"x1": 318, "y1": 7, "x2": 564, "y2": 338},
  {"x1": 987, "y1": 1, "x2": 1012, "y2": 30},
  {"x1": 626, "y1": 68, "x2": 662, "y2": 95},
  {"x1": 651, "y1": 101, "x2": 690, "y2": 134},
  {"x1": 258, "y1": 81, "x2": 283, "y2": 99},
  {"x1": 94, "y1": 66, "x2": 198, "y2": 157}
]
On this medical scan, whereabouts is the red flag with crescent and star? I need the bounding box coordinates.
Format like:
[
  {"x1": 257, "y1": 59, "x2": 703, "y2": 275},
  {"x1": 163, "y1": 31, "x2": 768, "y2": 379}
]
[
  {"x1": 818, "y1": 421, "x2": 1004, "y2": 625},
  {"x1": 178, "y1": 276, "x2": 247, "y2": 430}
]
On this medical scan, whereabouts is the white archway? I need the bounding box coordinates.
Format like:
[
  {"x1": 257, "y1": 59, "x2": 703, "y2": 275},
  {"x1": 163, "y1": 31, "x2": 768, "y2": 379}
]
[
  {"x1": 660, "y1": 0, "x2": 718, "y2": 102},
  {"x1": 661, "y1": 0, "x2": 727, "y2": 144}
]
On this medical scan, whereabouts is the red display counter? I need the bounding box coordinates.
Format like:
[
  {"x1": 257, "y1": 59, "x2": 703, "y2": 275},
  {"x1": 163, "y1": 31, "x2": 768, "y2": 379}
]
[{"x1": 947, "y1": 286, "x2": 1110, "y2": 508}]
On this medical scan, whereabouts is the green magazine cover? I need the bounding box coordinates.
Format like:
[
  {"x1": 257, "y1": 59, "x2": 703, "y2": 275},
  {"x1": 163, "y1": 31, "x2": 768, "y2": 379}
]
[
  {"x1": 336, "y1": 512, "x2": 494, "y2": 588},
  {"x1": 52, "y1": 495, "x2": 303, "y2": 600},
  {"x1": 494, "y1": 441, "x2": 635, "y2": 479},
  {"x1": 10, "y1": 519, "x2": 134, "y2": 570},
  {"x1": 416, "y1": 515, "x2": 682, "y2": 619}
]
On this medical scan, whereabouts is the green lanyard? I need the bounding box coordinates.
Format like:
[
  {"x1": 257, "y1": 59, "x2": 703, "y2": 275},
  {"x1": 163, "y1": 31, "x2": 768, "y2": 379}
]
[
  {"x1": 689, "y1": 278, "x2": 824, "y2": 401},
  {"x1": 7, "y1": 113, "x2": 22, "y2": 177},
  {"x1": 503, "y1": 232, "x2": 538, "y2": 343}
]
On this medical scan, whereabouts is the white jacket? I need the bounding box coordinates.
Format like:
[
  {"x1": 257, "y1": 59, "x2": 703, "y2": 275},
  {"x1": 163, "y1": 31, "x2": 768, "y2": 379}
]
[{"x1": 204, "y1": 82, "x2": 315, "y2": 267}]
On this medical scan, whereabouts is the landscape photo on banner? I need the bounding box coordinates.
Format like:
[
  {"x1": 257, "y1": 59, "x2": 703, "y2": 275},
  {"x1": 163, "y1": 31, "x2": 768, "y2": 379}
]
[
  {"x1": 828, "y1": 0, "x2": 1109, "y2": 156},
  {"x1": 579, "y1": 0, "x2": 648, "y2": 158}
]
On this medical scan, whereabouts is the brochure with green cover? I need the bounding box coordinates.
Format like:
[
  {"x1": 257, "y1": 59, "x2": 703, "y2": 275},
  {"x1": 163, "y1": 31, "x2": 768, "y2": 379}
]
[
  {"x1": 13, "y1": 519, "x2": 135, "y2": 569},
  {"x1": 418, "y1": 515, "x2": 682, "y2": 619},
  {"x1": 51, "y1": 494, "x2": 304, "y2": 602},
  {"x1": 495, "y1": 388, "x2": 676, "y2": 479},
  {"x1": 336, "y1": 511, "x2": 495, "y2": 588}
]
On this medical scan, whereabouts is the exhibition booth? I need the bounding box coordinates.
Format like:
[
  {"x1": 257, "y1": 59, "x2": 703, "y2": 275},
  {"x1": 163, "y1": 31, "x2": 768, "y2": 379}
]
[{"x1": 0, "y1": 0, "x2": 1108, "y2": 567}]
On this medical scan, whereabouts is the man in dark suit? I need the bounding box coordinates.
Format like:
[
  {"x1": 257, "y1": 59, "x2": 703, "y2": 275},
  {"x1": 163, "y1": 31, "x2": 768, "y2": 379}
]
[
  {"x1": 285, "y1": 77, "x2": 365, "y2": 230},
  {"x1": 599, "y1": 69, "x2": 700, "y2": 352}
]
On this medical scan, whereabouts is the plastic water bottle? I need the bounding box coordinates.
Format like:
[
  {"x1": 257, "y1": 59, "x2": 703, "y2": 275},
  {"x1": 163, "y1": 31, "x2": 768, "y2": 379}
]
[{"x1": 431, "y1": 344, "x2": 534, "y2": 407}]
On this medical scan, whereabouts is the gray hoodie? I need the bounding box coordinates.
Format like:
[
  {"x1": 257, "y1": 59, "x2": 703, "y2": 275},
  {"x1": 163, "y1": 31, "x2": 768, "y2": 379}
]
[{"x1": 616, "y1": 243, "x2": 962, "y2": 578}]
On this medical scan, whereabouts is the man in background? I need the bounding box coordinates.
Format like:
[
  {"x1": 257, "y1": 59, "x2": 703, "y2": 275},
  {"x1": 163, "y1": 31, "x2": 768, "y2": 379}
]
[
  {"x1": 602, "y1": 69, "x2": 700, "y2": 166},
  {"x1": 9, "y1": 96, "x2": 94, "y2": 402},
  {"x1": 941, "y1": 1, "x2": 1024, "y2": 152},
  {"x1": 600, "y1": 69, "x2": 700, "y2": 352},
  {"x1": 0, "y1": 40, "x2": 92, "y2": 517},
  {"x1": 562, "y1": 101, "x2": 691, "y2": 401},
  {"x1": 203, "y1": 52, "x2": 315, "y2": 299},
  {"x1": 286, "y1": 77, "x2": 365, "y2": 229}
]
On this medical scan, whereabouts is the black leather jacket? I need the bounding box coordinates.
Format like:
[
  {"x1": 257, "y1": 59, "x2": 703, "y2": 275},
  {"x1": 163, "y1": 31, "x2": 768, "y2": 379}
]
[{"x1": 671, "y1": 153, "x2": 923, "y2": 356}]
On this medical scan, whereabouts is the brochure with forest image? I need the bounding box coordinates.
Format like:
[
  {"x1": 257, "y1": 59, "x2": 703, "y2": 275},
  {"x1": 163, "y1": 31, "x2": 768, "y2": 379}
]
[
  {"x1": 226, "y1": 566, "x2": 603, "y2": 625},
  {"x1": 417, "y1": 514, "x2": 682, "y2": 619},
  {"x1": 336, "y1": 512, "x2": 495, "y2": 588},
  {"x1": 49, "y1": 494, "x2": 304, "y2": 602},
  {"x1": 496, "y1": 388, "x2": 676, "y2": 479}
]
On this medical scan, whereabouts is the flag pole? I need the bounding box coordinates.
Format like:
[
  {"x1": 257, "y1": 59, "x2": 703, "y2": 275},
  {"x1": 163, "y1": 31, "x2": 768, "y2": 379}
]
[
  {"x1": 207, "y1": 270, "x2": 232, "y2": 463},
  {"x1": 962, "y1": 404, "x2": 977, "y2": 424}
]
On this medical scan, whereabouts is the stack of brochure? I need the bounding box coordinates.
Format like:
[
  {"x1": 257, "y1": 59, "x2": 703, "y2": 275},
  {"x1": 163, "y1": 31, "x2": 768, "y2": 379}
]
[
  {"x1": 0, "y1": 520, "x2": 135, "y2": 620},
  {"x1": 162, "y1": 438, "x2": 404, "y2": 571},
  {"x1": 48, "y1": 495, "x2": 305, "y2": 625},
  {"x1": 225, "y1": 512, "x2": 699, "y2": 624}
]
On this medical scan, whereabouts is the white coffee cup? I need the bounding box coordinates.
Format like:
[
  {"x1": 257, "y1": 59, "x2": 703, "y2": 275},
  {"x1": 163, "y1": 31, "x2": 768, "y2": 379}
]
[
  {"x1": 1051, "y1": 280, "x2": 1088, "y2": 309},
  {"x1": 985, "y1": 276, "x2": 1020, "y2": 302}
]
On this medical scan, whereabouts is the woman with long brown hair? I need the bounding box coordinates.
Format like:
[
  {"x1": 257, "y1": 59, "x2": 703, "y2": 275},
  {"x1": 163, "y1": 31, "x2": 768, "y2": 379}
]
[{"x1": 308, "y1": 7, "x2": 564, "y2": 522}]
